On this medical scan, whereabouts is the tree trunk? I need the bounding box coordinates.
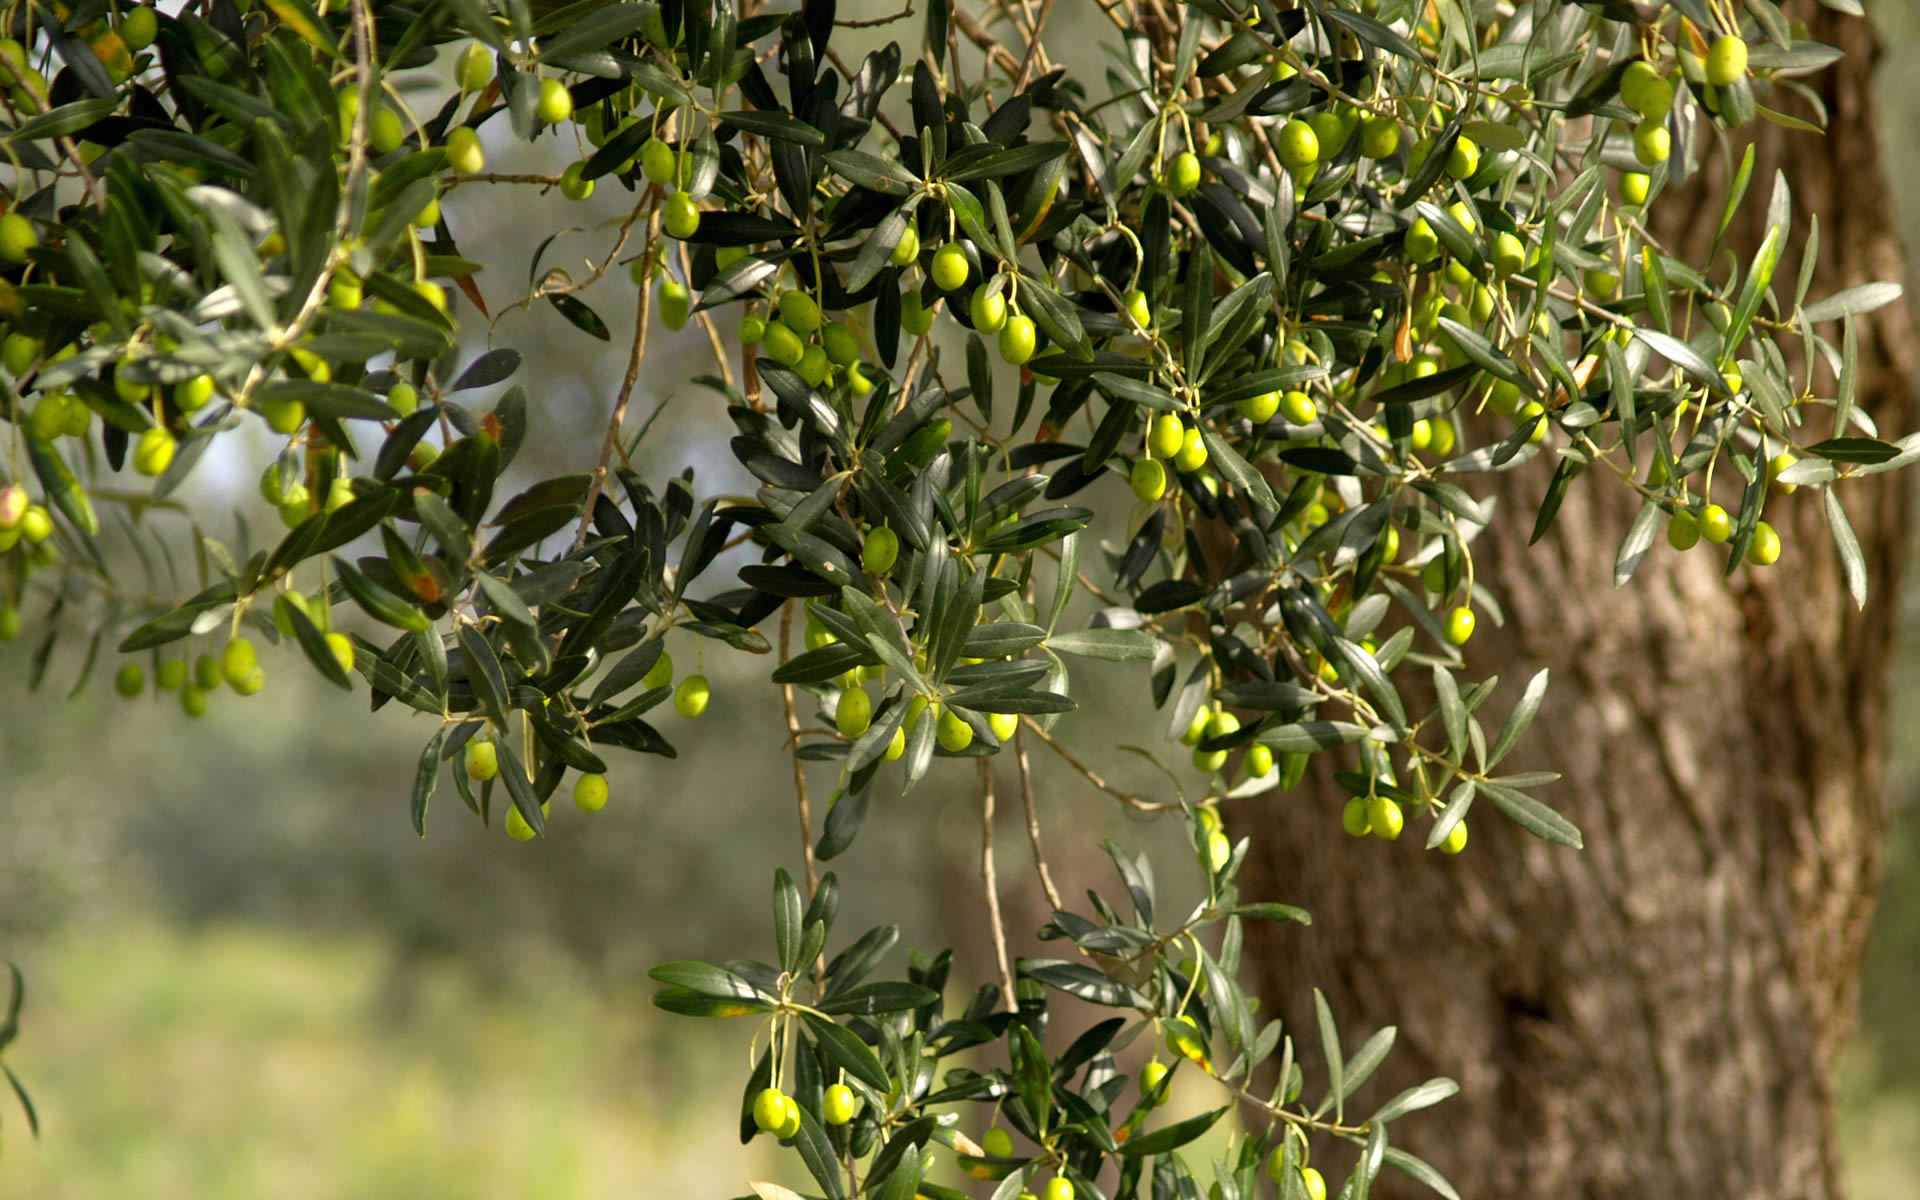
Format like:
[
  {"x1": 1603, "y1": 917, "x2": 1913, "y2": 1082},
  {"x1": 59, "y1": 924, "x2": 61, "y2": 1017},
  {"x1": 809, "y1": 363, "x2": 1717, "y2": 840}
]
[{"x1": 1234, "y1": 10, "x2": 1912, "y2": 1198}]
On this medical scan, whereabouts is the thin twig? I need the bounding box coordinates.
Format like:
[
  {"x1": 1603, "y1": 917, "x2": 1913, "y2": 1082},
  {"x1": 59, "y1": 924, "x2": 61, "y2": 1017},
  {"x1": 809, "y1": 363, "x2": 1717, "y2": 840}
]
[
  {"x1": 1020, "y1": 716, "x2": 1168, "y2": 811},
  {"x1": 781, "y1": 601, "x2": 821, "y2": 897},
  {"x1": 978, "y1": 758, "x2": 1017, "y2": 1011},
  {"x1": 1014, "y1": 727, "x2": 1064, "y2": 910},
  {"x1": 573, "y1": 206, "x2": 659, "y2": 550},
  {"x1": 1013, "y1": 0, "x2": 1057, "y2": 91}
]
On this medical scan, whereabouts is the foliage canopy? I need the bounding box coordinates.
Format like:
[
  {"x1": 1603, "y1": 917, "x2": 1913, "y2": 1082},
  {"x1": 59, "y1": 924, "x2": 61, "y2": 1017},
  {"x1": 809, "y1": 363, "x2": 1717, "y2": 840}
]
[{"x1": 0, "y1": 0, "x2": 1899, "y2": 1196}]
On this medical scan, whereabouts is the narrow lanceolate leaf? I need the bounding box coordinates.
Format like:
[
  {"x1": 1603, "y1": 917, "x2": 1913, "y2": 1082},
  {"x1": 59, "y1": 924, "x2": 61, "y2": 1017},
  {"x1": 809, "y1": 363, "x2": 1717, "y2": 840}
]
[
  {"x1": 1047, "y1": 628, "x2": 1158, "y2": 660},
  {"x1": 773, "y1": 867, "x2": 804, "y2": 977},
  {"x1": 1613, "y1": 500, "x2": 1661, "y2": 587},
  {"x1": 1371, "y1": 1077, "x2": 1461, "y2": 1125},
  {"x1": 458, "y1": 624, "x2": 512, "y2": 728},
  {"x1": 26, "y1": 432, "x2": 98, "y2": 535},
  {"x1": 1488, "y1": 669, "x2": 1549, "y2": 768},
  {"x1": 1479, "y1": 781, "x2": 1584, "y2": 848},
  {"x1": 1116, "y1": 1105, "x2": 1229, "y2": 1157},
  {"x1": 411, "y1": 727, "x2": 447, "y2": 836},
  {"x1": 1314, "y1": 988, "x2": 1345, "y2": 1122},
  {"x1": 1021, "y1": 959, "x2": 1144, "y2": 1007},
  {"x1": 1382, "y1": 1147, "x2": 1462, "y2": 1200},
  {"x1": 1824, "y1": 487, "x2": 1868, "y2": 609},
  {"x1": 801, "y1": 1011, "x2": 890, "y2": 1090},
  {"x1": 1634, "y1": 328, "x2": 1728, "y2": 395},
  {"x1": 1800, "y1": 281, "x2": 1903, "y2": 323}
]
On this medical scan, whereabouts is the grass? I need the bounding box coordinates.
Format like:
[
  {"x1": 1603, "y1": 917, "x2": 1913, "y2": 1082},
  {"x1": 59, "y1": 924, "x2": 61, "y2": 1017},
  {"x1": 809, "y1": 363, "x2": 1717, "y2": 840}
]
[
  {"x1": 1, "y1": 921, "x2": 1914, "y2": 1197},
  {"x1": 0, "y1": 922, "x2": 780, "y2": 1198}
]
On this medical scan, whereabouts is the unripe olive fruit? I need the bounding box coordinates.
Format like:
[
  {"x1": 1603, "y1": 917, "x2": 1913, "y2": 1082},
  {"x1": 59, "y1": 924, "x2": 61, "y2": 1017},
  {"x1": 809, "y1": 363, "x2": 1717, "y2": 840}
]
[
  {"x1": 822, "y1": 1083, "x2": 858, "y2": 1126},
  {"x1": 1, "y1": 332, "x2": 40, "y2": 375},
  {"x1": 1167, "y1": 150, "x2": 1201, "y2": 195},
  {"x1": 969, "y1": 285, "x2": 1007, "y2": 333},
  {"x1": 885, "y1": 724, "x2": 907, "y2": 761},
  {"x1": 1342, "y1": 797, "x2": 1372, "y2": 836},
  {"x1": 122, "y1": 6, "x2": 159, "y2": 52},
  {"x1": 1620, "y1": 171, "x2": 1651, "y2": 206},
  {"x1": 560, "y1": 161, "x2": 594, "y2": 201},
  {"x1": 862, "y1": 526, "x2": 899, "y2": 575},
  {"x1": 778, "y1": 290, "x2": 822, "y2": 335},
  {"x1": 157, "y1": 659, "x2": 187, "y2": 691},
  {"x1": 506, "y1": 798, "x2": 545, "y2": 837},
  {"x1": 900, "y1": 291, "x2": 934, "y2": 335},
  {"x1": 1446, "y1": 134, "x2": 1480, "y2": 179},
  {"x1": 133, "y1": 427, "x2": 176, "y2": 477},
  {"x1": 796, "y1": 345, "x2": 830, "y2": 387},
  {"x1": 325, "y1": 631, "x2": 354, "y2": 674},
  {"x1": 663, "y1": 192, "x2": 700, "y2": 238},
  {"x1": 1490, "y1": 231, "x2": 1525, "y2": 276},
  {"x1": 981, "y1": 712, "x2": 1015, "y2": 743},
  {"x1": 1633, "y1": 118, "x2": 1671, "y2": 166},
  {"x1": 822, "y1": 323, "x2": 860, "y2": 366},
  {"x1": 1441, "y1": 819, "x2": 1469, "y2": 855},
  {"x1": 1042, "y1": 1177, "x2": 1075, "y2": 1200},
  {"x1": 1277, "y1": 389, "x2": 1315, "y2": 426},
  {"x1": 1699, "y1": 503, "x2": 1732, "y2": 544},
  {"x1": 413, "y1": 196, "x2": 442, "y2": 228},
  {"x1": 999, "y1": 314, "x2": 1036, "y2": 365},
  {"x1": 1206, "y1": 829, "x2": 1232, "y2": 871},
  {"x1": 889, "y1": 222, "x2": 920, "y2": 267},
  {"x1": 465, "y1": 738, "x2": 499, "y2": 781},
  {"x1": 260, "y1": 395, "x2": 306, "y2": 435},
  {"x1": 194, "y1": 652, "x2": 222, "y2": 690},
  {"x1": 775, "y1": 1094, "x2": 801, "y2": 1140},
  {"x1": 1667, "y1": 510, "x2": 1701, "y2": 551},
  {"x1": 446, "y1": 126, "x2": 484, "y2": 175},
  {"x1": 1302, "y1": 1167, "x2": 1328, "y2": 1200},
  {"x1": 220, "y1": 638, "x2": 258, "y2": 689},
  {"x1": 1245, "y1": 743, "x2": 1275, "y2": 778},
  {"x1": 115, "y1": 661, "x2": 145, "y2": 698},
  {"x1": 762, "y1": 320, "x2": 804, "y2": 366},
  {"x1": 456, "y1": 41, "x2": 491, "y2": 93},
  {"x1": 930, "y1": 243, "x2": 971, "y2": 292},
  {"x1": 179, "y1": 683, "x2": 208, "y2": 717},
  {"x1": 1276, "y1": 119, "x2": 1319, "y2": 170},
  {"x1": 1360, "y1": 115, "x2": 1400, "y2": 159},
  {"x1": 982, "y1": 1127, "x2": 1015, "y2": 1159},
  {"x1": 1585, "y1": 266, "x2": 1621, "y2": 297},
  {"x1": 1404, "y1": 217, "x2": 1440, "y2": 263},
  {"x1": 1237, "y1": 390, "x2": 1279, "y2": 423},
  {"x1": 536, "y1": 77, "x2": 573, "y2": 124},
  {"x1": 1518, "y1": 400, "x2": 1549, "y2": 442},
  {"x1": 1747, "y1": 520, "x2": 1781, "y2": 566},
  {"x1": 674, "y1": 674, "x2": 711, "y2": 717},
  {"x1": 1368, "y1": 795, "x2": 1405, "y2": 840},
  {"x1": 1173, "y1": 427, "x2": 1209, "y2": 473},
  {"x1": 573, "y1": 772, "x2": 609, "y2": 812},
  {"x1": 368, "y1": 106, "x2": 405, "y2": 154},
  {"x1": 1147, "y1": 413, "x2": 1185, "y2": 459},
  {"x1": 937, "y1": 707, "x2": 974, "y2": 752},
  {"x1": 738, "y1": 314, "x2": 766, "y2": 344},
  {"x1": 642, "y1": 650, "x2": 674, "y2": 690},
  {"x1": 174, "y1": 373, "x2": 216, "y2": 412},
  {"x1": 0, "y1": 212, "x2": 38, "y2": 262},
  {"x1": 1139, "y1": 1060, "x2": 1169, "y2": 1104},
  {"x1": 1193, "y1": 745, "x2": 1228, "y2": 774},
  {"x1": 1179, "y1": 705, "x2": 1211, "y2": 746},
  {"x1": 1121, "y1": 288, "x2": 1151, "y2": 329},
  {"x1": 639, "y1": 138, "x2": 675, "y2": 184},
  {"x1": 1428, "y1": 419, "x2": 1457, "y2": 457},
  {"x1": 658, "y1": 278, "x2": 691, "y2": 331},
  {"x1": 1130, "y1": 458, "x2": 1167, "y2": 503},
  {"x1": 1444, "y1": 605, "x2": 1476, "y2": 646},
  {"x1": 1706, "y1": 35, "x2": 1748, "y2": 88},
  {"x1": 836, "y1": 687, "x2": 872, "y2": 738}
]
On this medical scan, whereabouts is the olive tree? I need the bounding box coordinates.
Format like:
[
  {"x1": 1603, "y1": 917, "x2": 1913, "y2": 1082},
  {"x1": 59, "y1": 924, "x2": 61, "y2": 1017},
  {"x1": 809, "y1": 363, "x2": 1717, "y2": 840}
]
[{"x1": 0, "y1": 0, "x2": 1902, "y2": 1197}]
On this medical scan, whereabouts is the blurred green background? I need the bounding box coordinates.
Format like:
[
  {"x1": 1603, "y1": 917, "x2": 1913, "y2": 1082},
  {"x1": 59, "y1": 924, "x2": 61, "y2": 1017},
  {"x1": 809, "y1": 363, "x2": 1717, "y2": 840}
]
[{"x1": 4, "y1": 2, "x2": 1920, "y2": 1195}]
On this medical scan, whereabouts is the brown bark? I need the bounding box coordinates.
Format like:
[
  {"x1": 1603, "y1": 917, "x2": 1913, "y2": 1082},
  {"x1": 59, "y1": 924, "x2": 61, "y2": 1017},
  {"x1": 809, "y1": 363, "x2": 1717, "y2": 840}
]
[{"x1": 1234, "y1": 10, "x2": 1911, "y2": 1198}]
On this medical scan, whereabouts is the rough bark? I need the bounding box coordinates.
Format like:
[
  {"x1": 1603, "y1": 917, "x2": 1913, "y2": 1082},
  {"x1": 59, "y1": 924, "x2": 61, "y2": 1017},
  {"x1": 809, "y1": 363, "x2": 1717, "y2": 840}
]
[{"x1": 1234, "y1": 10, "x2": 1911, "y2": 1198}]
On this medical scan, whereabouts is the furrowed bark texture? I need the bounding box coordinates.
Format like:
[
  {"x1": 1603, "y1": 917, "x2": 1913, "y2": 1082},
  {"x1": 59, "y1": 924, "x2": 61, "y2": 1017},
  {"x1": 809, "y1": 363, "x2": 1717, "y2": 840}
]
[{"x1": 1234, "y1": 10, "x2": 1910, "y2": 1197}]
